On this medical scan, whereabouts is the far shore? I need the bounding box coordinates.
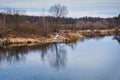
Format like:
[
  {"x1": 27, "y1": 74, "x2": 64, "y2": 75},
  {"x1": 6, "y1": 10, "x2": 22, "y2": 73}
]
[{"x1": 0, "y1": 29, "x2": 120, "y2": 48}]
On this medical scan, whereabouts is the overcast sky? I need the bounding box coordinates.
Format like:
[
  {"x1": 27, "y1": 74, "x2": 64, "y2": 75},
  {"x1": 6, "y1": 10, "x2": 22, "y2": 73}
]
[{"x1": 0, "y1": 0, "x2": 120, "y2": 18}]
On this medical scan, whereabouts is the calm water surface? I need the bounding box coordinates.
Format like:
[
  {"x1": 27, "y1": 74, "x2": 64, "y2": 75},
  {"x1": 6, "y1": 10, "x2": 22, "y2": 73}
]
[{"x1": 0, "y1": 35, "x2": 120, "y2": 80}]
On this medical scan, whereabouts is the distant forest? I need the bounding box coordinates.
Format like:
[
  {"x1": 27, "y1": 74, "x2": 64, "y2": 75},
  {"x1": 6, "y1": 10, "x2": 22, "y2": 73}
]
[{"x1": 0, "y1": 6, "x2": 120, "y2": 38}]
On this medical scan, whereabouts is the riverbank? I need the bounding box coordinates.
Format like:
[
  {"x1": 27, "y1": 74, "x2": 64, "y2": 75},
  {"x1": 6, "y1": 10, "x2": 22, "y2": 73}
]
[
  {"x1": 0, "y1": 33, "x2": 83, "y2": 48},
  {"x1": 0, "y1": 29, "x2": 120, "y2": 48}
]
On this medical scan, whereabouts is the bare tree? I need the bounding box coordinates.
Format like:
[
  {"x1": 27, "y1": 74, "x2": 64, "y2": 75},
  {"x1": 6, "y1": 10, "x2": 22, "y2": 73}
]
[
  {"x1": 49, "y1": 3, "x2": 68, "y2": 18},
  {"x1": 49, "y1": 3, "x2": 68, "y2": 32},
  {"x1": 5, "y1": 8, "x2": 26, "y2": 15},
  {"x1": 40, "y1": 9, "x2": 50, "y2": 36},
  {"x1": 42, "y1": 9, "x2": 46, "y2": 29}
]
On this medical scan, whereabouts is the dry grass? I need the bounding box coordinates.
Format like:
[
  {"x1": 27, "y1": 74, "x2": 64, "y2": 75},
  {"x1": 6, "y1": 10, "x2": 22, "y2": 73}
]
[
  {"x1": 63, "y1": 32, "x2": 84, "y2": 42},
  {"x1": 0, "y1": 29, "x2": 120, "y2": 48}
]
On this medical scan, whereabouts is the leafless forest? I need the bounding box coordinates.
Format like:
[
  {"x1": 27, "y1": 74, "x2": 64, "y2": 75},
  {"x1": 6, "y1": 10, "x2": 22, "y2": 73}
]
[{"x1": 0, "y1": 4, "x2": 120, "y2": 38}]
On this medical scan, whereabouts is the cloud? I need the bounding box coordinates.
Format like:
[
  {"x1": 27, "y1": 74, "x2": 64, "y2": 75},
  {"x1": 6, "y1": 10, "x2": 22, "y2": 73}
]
[
  {"x1": 26, "y1": 10, "x2": 50, "y2": 16},
  {"x1": 0, "y1": 0, "x2": 120, "y2": 18},
  {"x1": 68, "y1": 11, "x2": 117, "y2": 18}
]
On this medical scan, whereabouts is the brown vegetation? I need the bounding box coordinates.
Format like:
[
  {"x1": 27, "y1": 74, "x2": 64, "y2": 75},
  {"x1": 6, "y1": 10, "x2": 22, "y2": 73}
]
[{"x1": 0, "y1": 5, "x2": 120, "y2": 47}]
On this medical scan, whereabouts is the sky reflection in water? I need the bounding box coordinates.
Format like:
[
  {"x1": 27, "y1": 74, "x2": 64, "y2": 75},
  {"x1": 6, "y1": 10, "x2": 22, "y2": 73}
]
[{"x1": 0, "y1": 35, "x2": 120, "y2": 80}]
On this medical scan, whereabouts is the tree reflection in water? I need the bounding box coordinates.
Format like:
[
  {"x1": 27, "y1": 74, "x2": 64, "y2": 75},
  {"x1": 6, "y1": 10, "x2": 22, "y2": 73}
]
[
  {"x1": 0, "y1": 46, "x2": 28, "y2": 65},
  {"x1": 114, "y1": 35, "x2": 120, "y2": 44},
  {"x1": 0, "y1": 43, "x2": 67, "y2": 69},
  {"x1": 0, "y1": 35, "x2": 109, "y2": 68},
  {"x1": 48, "y1": 43, "x2": 67, "y2": 69}
]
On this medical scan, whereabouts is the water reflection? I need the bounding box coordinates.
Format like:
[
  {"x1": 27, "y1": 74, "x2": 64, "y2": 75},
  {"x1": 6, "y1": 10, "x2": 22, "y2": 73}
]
[
  {"x1": 0, "y1": 46, "x2": 28, "y2": 65},
  {"x1": 114, "y1": 35, "x2": 120, "y2": 44},
  {"x1": 0, "y1": 35, "x2": 119, "y2": 68},
  {"x1": 84, "y1": 35, "x2": 106, "y2": 40},
  {"x1": 48, "y1": 43, "x2": 67, "y2": 69},
  {"x1": 0, "y1": 35, "x2": 120, "y2": 80},
  {"x1": 0, "y1": 44, "x2": 49, "y2": 65},
  {"x1": 0, "y1": 43, "x2": 67, "y2": 69}
]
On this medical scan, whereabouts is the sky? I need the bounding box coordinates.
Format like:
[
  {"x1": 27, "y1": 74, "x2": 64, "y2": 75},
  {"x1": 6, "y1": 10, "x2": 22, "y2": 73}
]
[{"x1": 0, "y1": 0, "x2": 120, "y2": 18}]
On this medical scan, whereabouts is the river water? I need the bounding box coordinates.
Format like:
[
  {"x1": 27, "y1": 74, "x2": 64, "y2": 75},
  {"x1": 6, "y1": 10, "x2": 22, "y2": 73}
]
[{"x1": 0, "y1": 35, "x2": 120, "y2": 80}]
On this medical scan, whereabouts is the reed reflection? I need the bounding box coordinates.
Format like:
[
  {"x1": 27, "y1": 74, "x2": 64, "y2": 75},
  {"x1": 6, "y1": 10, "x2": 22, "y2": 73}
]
[
  {"x1": 0, "y1": 44, "x2": 51, "y2": 65},
  {"x1": 0, "y1": 35, "x2": 111, "y2": 68},
  {"x1": 0, "y1": 43, "x2": 68, "y2": 69}
]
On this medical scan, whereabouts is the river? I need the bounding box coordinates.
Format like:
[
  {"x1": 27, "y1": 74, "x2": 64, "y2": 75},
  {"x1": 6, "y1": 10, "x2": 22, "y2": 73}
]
[{"x1": 0, "y1": 35, "x2": 120, "y2": 80}]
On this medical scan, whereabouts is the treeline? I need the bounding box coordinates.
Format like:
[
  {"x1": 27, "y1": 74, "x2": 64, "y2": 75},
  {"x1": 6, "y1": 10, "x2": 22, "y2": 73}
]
[
  {"x1": 0, "y1": 7, "x2": 120, "y2": 38},
  {"x1": 114, "y1": 14, "x2": 120, "y2": 27},
  {"x1": 75, "y1": 17, "x2": 114, "y2": 30}
]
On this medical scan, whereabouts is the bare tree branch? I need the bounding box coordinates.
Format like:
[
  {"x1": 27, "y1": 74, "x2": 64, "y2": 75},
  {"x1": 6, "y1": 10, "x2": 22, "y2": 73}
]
[{"x1": 49, "y1": 3, "x2": 68, "y2": 18}]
